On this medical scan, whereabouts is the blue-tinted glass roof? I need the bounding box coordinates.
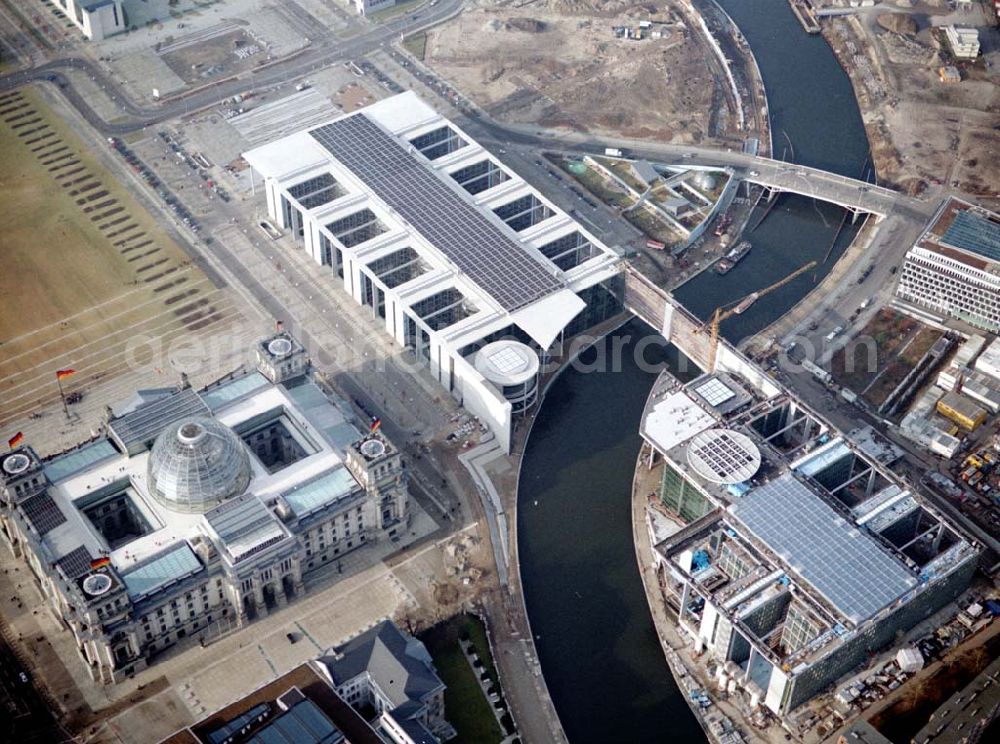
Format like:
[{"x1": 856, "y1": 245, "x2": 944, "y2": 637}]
[
  {"x1": 283, "y1": 467, "x2": 361, "y2": 518},
  {"x1": 730, "y1": 474, "x2": 918, "y2": 625},
  {"x1": 795, "y1": 439, "x2": 851, "y2": 477},
  {"x1": 284, "y1": 382, "x2": 362, "y2": 450},
  {"x1": 206, "y1": 704, "x2": 270, "y2": 744},
  {"x1": 942, "y1": 210, "x2": 1000, "y2": 262},
  {"x1": 248, "y1": 700, "x2": 344, "y2": 744},
  {"x1": 43, "y1": 439, "x2": 118, "y2": 483},
  {"x1": 201, "y1": 372, "x2": 270, "y2": 411},
  {"x1": 120, "y1": 543, "x2": 203, "y2": 601}
]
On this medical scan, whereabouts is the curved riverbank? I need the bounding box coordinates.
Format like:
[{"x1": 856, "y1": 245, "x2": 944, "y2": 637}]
[
  {"x1": 517, "y1": 325, "x2": 705, "y2": 743},
  {"x1": 516, "y1": 1, "x2": 876, "y2": 742}
]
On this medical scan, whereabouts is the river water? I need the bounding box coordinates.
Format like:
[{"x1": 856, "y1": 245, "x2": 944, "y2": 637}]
[{"x1": 516, "y1": 1, "x2": 872, "y2": 742}]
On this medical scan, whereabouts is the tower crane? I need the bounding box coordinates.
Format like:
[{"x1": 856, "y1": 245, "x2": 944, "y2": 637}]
[{"x1": 696, "y1": 260, "x2": 817, "y2": 371}]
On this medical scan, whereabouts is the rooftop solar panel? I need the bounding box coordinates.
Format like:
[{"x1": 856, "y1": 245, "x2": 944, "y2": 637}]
[
  {"x1": 55, "y1": 545, "x2": 93, "y2": 580},
  {"x1": 730, "y1": 474, "x2": 918, "y2": 624},
  {"x1": 21, "y1": 492, "x2": 67, "y2": 536},
  {"x1": 308, "y1": 115, "x2": 561, "y2": 312},
  {"x1": 941, "y1": 210, "x2": 1000, "y2": 263}
]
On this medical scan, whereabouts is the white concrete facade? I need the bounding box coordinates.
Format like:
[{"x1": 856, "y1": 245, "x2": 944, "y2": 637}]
[
  {"x1": 55, "y1": 0, "x2": 127, "y2": 41},
  {"x1": 244, "y1": 92, "x2": 623, "y2": 452},
  {"x1": 896, "y1": 199, "x2": 1000, "y2": 334},
  {"x1": 353, "y1": 0, "x2": 397, "y2": 15},
  {"x1": 944, "y1": 26, "x2": 980, "y2": 60}
]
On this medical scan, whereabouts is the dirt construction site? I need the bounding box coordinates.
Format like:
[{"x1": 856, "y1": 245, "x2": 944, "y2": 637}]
[
  {"x1": 823, "y1": 0, "x2": 1000, "y2": 201},
  {"x1": 422, "y1": 0, "x2": 732, "y2": 143}
]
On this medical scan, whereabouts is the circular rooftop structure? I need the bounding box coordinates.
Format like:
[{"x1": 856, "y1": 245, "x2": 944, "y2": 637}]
[
  {"x1": 268, "y1": 337, "x2": 294, "y2": 358},
  {"x1": 147, "y1": 417, "x2": 252, "y2": 513},
  {"x1": 82, "y1": 573, "x2": 113, "y2": 597},
  {"x1": 360, "y1": 439, "x2": 386, "y2": 459},
  {"x1": 474, "y1": 341, "x2": 540, "y2": 387},
  {"x1": 2, "y1": 453, "x2": 31, "y2": 476},
  {"x1": 686, "y1": 428, "x2": 761, "y2": 485}
]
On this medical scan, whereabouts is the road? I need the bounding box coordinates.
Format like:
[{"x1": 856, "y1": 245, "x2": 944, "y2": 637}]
[
  {"x1": 464, "y1": 118, "x2": 920, "y2": 217},
  {"x1": 0, "y1": 0, "x2": 919, "y2": 225},
  {"x1": 0, "y1": 621, "x2": 70, "y2": 744},
  {"x1": 0, "y1": 0, "x2": 465, "y2": 134}
]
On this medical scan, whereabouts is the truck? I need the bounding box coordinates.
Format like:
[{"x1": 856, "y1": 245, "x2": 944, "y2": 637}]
[{"x1": 604, "y1": 147, "x2": 624, "y2": 158}]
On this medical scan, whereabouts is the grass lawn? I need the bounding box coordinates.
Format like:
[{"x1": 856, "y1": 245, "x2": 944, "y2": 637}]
[
  {"x1": 0, "y1": 88, "x2": 228, "y2": 422},
  {"x1": 604, "y1": 159, "x2": 647, "y2": 193},
  {"x1": 624, "y1": 205, "x2": 684, "y2": 246},
  {"x1": 402, "y1": 32, "x2": 427, "y2": 61},
  {"x1": 370, "y1": 0, "x2": 423, "y2": 23},
  {"x1": 900, "y1": 327, "x2": 943, "y2": 366},
  {"x1": 420, "y1": 614, "x2": 505, "y2": 744},
  {"x1": 556, "y1": 158, "x2": 633, "y2": 209},
  {"x1": 830, "y1": 308, "x2": 920, "y2": 394}
]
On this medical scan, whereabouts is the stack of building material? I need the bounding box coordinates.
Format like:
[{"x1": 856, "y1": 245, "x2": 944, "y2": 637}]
[{"x1": 896, "y1": 647, "x2": 924, "y2": 673}]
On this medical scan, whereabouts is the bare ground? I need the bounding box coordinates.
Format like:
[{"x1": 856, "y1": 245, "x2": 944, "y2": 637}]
[
  {"x1": 423, "y1": 0, "x2": 726, "y2": 144},
  {"x1": 824, "y1": 4, "x2": 1000, "y2": 201}
]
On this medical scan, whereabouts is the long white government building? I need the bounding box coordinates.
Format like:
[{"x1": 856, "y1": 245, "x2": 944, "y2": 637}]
[
  {"x1": 0, "y1": 334, "x2": 410, "y2": 683},
  {"x1": 244, "y1": 92, "x2": 624, "y2": 452}
]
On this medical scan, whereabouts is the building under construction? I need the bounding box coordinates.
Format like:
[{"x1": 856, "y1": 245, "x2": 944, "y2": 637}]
[{"x1": 639, "y1": 367, "x2": 980, "y2": 717}]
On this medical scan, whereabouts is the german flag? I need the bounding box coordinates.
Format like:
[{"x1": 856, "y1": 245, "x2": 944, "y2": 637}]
[
  {"x1": 56, "y1": 369, "x2": 76, "y2": 381},
  {"x1": 90, "y1": 556, "x2": 111, "y2": 570},
  {"x1": 7, "y1": 432, "x2": 24, "y2": 449},
  {"x1": 370, "y1": 417, "x2": 382, "y2": 433}
]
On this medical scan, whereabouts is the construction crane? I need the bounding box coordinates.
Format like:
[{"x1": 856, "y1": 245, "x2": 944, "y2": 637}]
[{"x1": 696, "y1": 260, "x2": 817, "y2": 371}]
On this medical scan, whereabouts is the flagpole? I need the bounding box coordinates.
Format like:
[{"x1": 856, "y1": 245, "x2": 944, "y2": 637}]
[{"x1": 57, "y1": 375, "x2": 69, "y2": 419}]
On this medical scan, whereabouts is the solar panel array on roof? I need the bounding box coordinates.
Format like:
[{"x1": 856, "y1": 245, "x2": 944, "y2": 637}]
[
  {"x1": 108, "y1": 387, "x2": 209, "y2": 453},
  {"x1": 942, "y1": 210, "x2": 1000, "y2": 263},
  {"x1": 730, "y1": 474, "x2": 918, "y2": 624},
  {"x1": 308, "y1": 114, "x2": 561, "y2": 312},
  {"x1": 21, "y1": 492, "x2": 66, "y2": 536},
  {"x1": 55, "y1": 545, "x2": 93, "y2": 580}
]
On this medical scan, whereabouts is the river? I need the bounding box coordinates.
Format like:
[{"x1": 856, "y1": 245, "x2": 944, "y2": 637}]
[{"x1": 516, "y1": 1, "x2": 873, "y2": 742}]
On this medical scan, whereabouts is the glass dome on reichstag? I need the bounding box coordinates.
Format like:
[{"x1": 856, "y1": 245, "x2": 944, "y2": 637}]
[{"x1": 146, "y1": 417, "x2": 251, "y2": 513}]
